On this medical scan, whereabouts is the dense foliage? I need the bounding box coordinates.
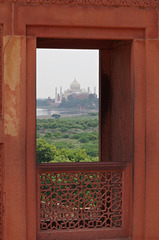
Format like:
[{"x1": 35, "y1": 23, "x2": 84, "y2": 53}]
[
  {"x1": 36, "y1": 98, "x2": 50, "y2": 107},
  {"x1": 36, "y1": 138, "x2": 97, "y2": 163},
  {"x1": 58, "y1": 94, "x2": 98, "y2": 109},
  {"x1": 36, "y1": 114, "x2": 99, "y2": 163}
]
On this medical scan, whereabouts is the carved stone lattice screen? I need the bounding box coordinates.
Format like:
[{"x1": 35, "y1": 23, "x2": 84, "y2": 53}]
[{"x1": 37, "y1": 163, "x2": 128, "y2": 234}]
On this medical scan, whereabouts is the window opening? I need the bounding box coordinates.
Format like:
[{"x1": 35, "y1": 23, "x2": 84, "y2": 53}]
[
  {"x1": 35, "y1": 40, "x2": 131, "y2": 237},
  {"x1": 36, "y1": 49, "x2": 99, "y2": 163}
]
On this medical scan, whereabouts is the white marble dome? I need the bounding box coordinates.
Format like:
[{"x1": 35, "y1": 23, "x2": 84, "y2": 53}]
[{"x1": 70, "y1": 79, "x2": 80, "y2": 92}]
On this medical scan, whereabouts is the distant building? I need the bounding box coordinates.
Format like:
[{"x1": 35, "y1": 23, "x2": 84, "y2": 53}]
[{"x1": 55, "y1": 78, "x2": 96, "y2": 104}]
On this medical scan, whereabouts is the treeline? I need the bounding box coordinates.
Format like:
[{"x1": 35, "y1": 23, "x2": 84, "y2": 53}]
[
  {"x1": 36, "y1": 94, "x2": 98, "y2": 110},
  {"x1": 36, "y1": 98, "x2": 50, "y2": 107},
  {"x1": 58, "y1": 94, "x2": 98, "y2": 109}
]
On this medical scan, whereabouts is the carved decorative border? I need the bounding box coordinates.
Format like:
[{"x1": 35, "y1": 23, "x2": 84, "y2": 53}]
[{"x1": 4, "y1": 0, "x2": 159, "y2": 7}]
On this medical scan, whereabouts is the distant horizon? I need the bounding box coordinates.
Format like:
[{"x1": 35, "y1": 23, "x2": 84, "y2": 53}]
[
  {"x1": 36, "y1": 79, "x2": 97, "y2": 100},
  {"x1": 36, "y1": 95, "x2": 99, "y2": 100},
  {"x1": 36, "y1": 49, "x2": 99, "y2": 99}
]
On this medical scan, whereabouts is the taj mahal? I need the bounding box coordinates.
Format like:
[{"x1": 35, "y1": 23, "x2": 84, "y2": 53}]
[{"x1": 55, "y1": 78, "x2": 97, "y2": 104}]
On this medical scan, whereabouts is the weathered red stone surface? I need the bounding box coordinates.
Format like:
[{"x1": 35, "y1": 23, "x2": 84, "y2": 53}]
[
  {"x1": 131, "y1": 40, "x2": 146, "y2": 240},
  {"x1": 0, "y1": 25, "x2": 3, "y2": 240},
  {"x1": 0, "y1": 1, "x2": 159, "y2": 240}
]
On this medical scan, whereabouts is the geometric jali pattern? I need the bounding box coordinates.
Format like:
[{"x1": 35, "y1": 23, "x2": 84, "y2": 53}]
[{"x1": 40, "y1": 171, "x2": 122, "y2": 230}]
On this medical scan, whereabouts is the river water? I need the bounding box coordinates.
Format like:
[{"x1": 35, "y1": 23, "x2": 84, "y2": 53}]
[
  {"x1": 37, "y1": 108, "x2": 58, "y2": 117},
  {"x1": 36, "y1": 108, "x2": 92, "y2": 118}
]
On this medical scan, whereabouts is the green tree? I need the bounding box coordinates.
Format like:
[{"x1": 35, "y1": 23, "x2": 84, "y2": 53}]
[
  {"x1": 36, "y1": 138, "x2": 56, "y2": 163},
  {"x1": 36, "y1": 138, "x2": 95, "y2": 163},
  {"x1": 58, "y1": 94, "x2": 98, "y2": 109},
  {"x1": 36, "y1": 98, "x2": 50, "y2": 107}
]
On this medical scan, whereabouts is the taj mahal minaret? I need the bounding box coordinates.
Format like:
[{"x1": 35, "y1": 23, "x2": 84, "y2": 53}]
[{"x1": 55, "y1": 78, "x2": 96, "y2": 104}]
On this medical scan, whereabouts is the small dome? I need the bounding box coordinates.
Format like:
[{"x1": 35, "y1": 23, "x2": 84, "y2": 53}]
[{"x1": 70, "y1": 79, "x2": 80, "y2": 92}]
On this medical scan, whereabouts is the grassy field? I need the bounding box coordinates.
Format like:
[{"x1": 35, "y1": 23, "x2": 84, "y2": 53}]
[{"x1": 36, "y1": 113, "x2": 99, "y2": 162}]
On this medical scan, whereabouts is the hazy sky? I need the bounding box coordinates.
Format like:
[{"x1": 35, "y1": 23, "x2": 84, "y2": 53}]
[{"x1": 36, "y1": 49, "x2": 99, "y2": 99}]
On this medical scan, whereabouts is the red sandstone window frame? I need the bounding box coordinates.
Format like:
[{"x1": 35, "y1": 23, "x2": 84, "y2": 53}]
[{"x1": 26, "y1": 26, "x2": 134, "y2": 240}]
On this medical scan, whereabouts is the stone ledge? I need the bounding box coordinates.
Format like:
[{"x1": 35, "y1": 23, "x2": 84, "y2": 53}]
[{"x1": 1, "y1": 0, "x2": 159, "y2": 8}]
